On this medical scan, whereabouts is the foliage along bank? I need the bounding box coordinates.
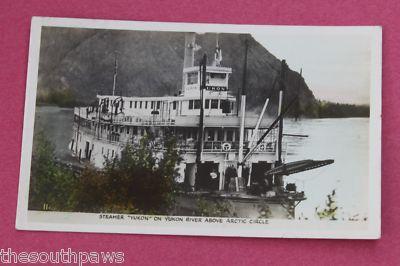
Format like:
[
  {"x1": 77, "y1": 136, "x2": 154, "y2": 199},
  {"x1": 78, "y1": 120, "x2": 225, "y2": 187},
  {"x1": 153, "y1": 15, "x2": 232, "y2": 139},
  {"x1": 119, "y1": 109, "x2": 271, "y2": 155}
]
[{"x1": 29, "y1": 131, "x2": 182, "y2": 214}]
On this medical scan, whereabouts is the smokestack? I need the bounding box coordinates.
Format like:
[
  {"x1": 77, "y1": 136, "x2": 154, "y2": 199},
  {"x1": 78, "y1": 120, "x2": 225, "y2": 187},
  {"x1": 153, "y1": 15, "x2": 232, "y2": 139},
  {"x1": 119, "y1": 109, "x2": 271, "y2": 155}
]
[{"x1": 183, "y1": 33, "x2": 196, "y2": 68}]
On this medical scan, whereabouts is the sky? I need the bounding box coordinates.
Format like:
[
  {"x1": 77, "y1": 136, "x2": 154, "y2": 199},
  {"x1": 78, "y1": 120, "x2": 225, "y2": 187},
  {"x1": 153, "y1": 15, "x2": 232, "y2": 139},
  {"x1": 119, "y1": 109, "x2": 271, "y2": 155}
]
[{"x1": 252, "y1": 30, "x2": 373, "y2": 105}]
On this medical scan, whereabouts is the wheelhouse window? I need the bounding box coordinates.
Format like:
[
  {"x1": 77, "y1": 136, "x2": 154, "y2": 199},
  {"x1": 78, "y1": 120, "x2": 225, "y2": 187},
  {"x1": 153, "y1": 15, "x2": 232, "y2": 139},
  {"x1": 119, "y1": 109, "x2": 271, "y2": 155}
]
[
  {"x1": 187, "y1": 72, "x2": 198, "y2": 85},
  {"x1": 210, "y1": 73, "x2": 226, "y2": 79},
  {"x1": 134, "y1": 101, "x2": 137, "y2": 108},
  {"x1": 156, "y1": 101, "x2": 161, "y2": 109},
  {"x1": 145, "y1": 101, "x2": 148, "y2": 109},
  {"x1": 173, "y1": 101, "x2": 177, "y2": 110},
  {"x1": 130, "y1": 101, "x2": 133, "y2": 108},
  {"x1": 189, "y1": 100, "x2": 194, "y2": 110}
]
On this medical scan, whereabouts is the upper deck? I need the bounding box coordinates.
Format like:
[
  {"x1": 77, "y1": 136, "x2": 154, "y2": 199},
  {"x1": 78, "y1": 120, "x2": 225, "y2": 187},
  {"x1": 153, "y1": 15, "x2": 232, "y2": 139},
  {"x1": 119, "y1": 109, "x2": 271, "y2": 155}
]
[
  {"x1": 75, "y1": 99, "x2": 273, "y2": 129},
  {"x1": 96, "y1": 92, "x2": 236, "y2": 118}
]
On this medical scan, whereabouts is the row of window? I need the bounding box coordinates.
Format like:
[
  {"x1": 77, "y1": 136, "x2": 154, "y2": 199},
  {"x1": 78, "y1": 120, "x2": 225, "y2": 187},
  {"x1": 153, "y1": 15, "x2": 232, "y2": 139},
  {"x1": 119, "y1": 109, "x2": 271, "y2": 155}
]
[
  {"x1": 102, "y1": 125, "x2": 237, "y2": 142},
  {"x1": 80, "y1": 117, "x2": 241, "y2": 142},
  {"x1": 96, "y1": 124, "x2": 147, "y2": 136},
  {"x1": 107, "y1": 133, "x2": 120, "y2": 142},
  {"x1": 79, "y1": 119, "x2": 153, "y2": 137},
  {"x1": 128, "y1": 100, "x2": 161, "y2": 110},
  {"x1": 128, "y1": 100, "x2": 178, "y2": 111},
  {"x1": 188, "y1": 99, "x2": 222, "y2": 110},
  {"x1": 101, "y1": 146, "x2": 116, "y2": 158},
  {"x1": 84, "y1": 118, "x2": 240, "y2": 142},
  {"x1": 97, "y1": 99, "x2": 231, "y2": 113},
  {"x1": 178, "y1": 128, "x2": 236, "y2": 142},
  {"x1": 206, "y1": 129, "x2": 235, "y2": 142},
  {"x1": 186, "y1": 72, "x2": 227, "y2": 85}
]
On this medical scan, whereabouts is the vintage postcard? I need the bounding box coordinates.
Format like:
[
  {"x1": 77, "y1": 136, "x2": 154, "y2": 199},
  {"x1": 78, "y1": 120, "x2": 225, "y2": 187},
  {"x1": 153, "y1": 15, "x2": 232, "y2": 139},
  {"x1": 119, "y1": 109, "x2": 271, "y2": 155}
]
[{"x1": 16, "y1": 17, "x2": 381, "y2": 239}]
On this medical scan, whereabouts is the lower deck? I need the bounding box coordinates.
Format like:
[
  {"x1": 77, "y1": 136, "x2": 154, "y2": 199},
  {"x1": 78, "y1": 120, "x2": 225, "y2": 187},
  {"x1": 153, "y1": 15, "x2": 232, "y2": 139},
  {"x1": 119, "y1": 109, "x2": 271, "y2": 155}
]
[{"x1": 69, "y1": 124, "x2": 286, "y2": 192}]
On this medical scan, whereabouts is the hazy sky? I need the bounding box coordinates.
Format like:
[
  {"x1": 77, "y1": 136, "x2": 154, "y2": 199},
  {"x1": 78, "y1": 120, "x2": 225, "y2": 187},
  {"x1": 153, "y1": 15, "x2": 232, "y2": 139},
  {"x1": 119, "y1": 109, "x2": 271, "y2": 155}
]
[{"x1": 252, "y1": 31, "x2": 372, "y2": 105}]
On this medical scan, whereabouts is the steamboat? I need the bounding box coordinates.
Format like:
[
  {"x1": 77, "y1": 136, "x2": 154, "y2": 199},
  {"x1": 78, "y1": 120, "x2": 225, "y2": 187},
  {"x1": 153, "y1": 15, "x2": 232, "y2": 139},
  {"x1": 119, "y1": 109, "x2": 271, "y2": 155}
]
[{"x1": 69, "y1": 33, "x2": 333, "y2": 219}]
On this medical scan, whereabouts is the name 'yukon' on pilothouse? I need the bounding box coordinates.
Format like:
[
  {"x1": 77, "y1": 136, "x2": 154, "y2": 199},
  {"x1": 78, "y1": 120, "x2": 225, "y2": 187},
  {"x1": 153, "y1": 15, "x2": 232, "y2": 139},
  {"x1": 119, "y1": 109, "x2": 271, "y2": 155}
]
[{"x1": 69, "y1": 32, "x2": 333, "y2": 219}]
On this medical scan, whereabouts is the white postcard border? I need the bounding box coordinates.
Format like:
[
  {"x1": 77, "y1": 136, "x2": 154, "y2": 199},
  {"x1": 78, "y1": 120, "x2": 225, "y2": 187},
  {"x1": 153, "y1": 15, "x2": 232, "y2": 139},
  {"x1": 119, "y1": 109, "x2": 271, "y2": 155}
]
[{"x1": 16, "y1": 17, "x2": 382, "y2": 239}]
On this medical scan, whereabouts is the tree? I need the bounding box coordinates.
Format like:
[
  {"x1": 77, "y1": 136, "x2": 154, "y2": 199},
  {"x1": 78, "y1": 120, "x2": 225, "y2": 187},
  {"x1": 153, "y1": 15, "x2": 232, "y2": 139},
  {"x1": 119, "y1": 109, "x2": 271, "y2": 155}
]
[
  {"x1": 29, "y1": 131, "x2": 75, "y2": 211},
  {"x1": 70, "y1": 134, "x2": 182, "y2": 214},
  {"x1": 317, "y1": 100, "x2": 369, "y2": 118},
  {"x1": 29, "y1": 130, "x2": 182, "y2": 214},
  {"x1": 316, "y1": 190, "x2": 338, "y2": 220}
]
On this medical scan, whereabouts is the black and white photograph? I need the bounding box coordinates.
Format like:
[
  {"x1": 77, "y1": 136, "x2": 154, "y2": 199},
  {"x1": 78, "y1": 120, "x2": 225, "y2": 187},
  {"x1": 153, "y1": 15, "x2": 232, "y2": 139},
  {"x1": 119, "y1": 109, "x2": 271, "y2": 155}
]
[{"x1": 16, "y1": 17, "x2": 381, "y2": 239}]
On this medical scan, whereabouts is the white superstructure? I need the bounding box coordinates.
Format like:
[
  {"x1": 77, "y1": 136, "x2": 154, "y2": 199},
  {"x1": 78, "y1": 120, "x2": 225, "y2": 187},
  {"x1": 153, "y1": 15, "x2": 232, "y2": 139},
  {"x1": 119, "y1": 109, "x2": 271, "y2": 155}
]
[{"x1": 69, "y1": 33, "x2": 283, "y2": 192}]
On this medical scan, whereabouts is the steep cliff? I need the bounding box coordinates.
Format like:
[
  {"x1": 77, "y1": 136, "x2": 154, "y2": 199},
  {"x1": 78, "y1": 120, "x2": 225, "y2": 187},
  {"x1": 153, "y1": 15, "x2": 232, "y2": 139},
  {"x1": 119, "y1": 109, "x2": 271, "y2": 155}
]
[{"x1": 38, "y1": 27, "x2": 318, "y2": 116}]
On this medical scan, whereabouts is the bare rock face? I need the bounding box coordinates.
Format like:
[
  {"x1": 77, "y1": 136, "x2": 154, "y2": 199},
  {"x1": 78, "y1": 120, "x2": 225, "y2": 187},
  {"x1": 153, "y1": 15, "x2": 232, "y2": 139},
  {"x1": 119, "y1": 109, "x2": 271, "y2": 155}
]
[{"x1": 38, "y1": 27, "x2": 317, "y2": 116}]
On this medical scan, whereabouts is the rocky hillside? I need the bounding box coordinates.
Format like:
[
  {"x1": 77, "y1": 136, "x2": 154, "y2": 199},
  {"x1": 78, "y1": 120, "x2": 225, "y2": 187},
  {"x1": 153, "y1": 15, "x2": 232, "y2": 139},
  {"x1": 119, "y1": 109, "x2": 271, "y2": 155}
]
[{"x1": 37, "y1": 27, "x2": 318, "y2": 116}]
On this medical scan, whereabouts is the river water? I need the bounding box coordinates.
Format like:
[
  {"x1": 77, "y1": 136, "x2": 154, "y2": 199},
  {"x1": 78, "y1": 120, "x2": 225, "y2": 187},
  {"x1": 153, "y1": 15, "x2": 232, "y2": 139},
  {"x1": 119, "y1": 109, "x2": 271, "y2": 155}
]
[
  {"x1": 33, "y1": 106, "x2": 75, "y2": 162},
  {"x1": 34, "y1": 106, "x2": 369, "y2": 220},
  {"x1": 284, "y1": 118, "x2": 369, "y2": 220}
]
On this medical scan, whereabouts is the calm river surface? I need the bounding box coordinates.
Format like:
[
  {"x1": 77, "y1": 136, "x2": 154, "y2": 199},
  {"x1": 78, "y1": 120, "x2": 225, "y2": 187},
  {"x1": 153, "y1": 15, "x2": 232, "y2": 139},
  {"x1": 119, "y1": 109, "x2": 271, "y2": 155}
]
[{"x1": 34, "y1": 106, "x2": 369, "y2": 220}]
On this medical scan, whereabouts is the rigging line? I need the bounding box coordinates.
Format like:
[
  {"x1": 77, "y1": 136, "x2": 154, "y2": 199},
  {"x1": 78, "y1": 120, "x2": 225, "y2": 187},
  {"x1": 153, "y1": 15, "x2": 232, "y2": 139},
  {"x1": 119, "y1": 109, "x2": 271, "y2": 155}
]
[{"x1": 242, "y1": 95, "x2": 298, "y2": 162}]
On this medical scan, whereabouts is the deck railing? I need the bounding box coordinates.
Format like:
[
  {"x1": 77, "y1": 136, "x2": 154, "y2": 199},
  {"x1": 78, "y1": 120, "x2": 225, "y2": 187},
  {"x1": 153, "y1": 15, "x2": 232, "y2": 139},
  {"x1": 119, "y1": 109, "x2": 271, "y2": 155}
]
[
  {"x1": 73, "y1": 123, "x2": 277, "y2": 154},
  {"x1": 74, "y1": 108, "x2": 176, "y2": 126},
  {"x1": 112, "y1": 115, "x2": 176, "y2": 126},
  {"x1": 177, "y1": 140, "x2": 276, "y2": 153}
]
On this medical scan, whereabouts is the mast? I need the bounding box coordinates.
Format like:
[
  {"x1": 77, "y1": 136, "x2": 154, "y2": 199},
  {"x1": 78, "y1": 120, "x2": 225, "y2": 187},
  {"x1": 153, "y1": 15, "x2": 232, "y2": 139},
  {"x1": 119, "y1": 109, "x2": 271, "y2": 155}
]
[
  {"x1": 242, "y1": 95, "x2": 298, "y2": 163},
  {"x1": 196, "y1": 54, "x2": 207, "y2": 166},
  {"x1": 242, "y1": 60, "x2": 295, "y2": 164},
  {"x1": 246, "y1": 97, "x2": 269, "y2": 187},
  {"x1": 237, "y1": 39, "x2": 249, "y2": 192},
  {"x1": 182, "y1": 33, "x2": 196, "y2": 94},
  {"x1": 277, "y1": 60, "x2": 287, "y2": 165},
  {"x1": 214, "y1": 33, "x2": 222, "y2": 67},
  {"x1": 183, "y1": 33, "x2": 196, "y2": 68},
  {"x1": 112, "y1": 51, "x2": 118, "y2": 96},
  {"x1": 274, "y1": 60, "x2": 287, "y2": 188},
  {"x1": 75, "y1": 107, "x2": 80, "y2": 155},
  {"x1": 248, "y1": 98, "x2": 270, "y2": 149}
]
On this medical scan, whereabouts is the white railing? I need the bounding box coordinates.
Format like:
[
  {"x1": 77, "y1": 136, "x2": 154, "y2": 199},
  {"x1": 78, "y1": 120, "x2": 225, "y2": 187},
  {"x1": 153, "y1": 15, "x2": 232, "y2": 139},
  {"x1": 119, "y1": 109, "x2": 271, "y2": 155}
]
[
  {"x1": 111, "y1": 115, "x2": 176, "y2": 126},
  {"x1": 177, "y1": 140, "x2": 276, "y2": 153}
]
